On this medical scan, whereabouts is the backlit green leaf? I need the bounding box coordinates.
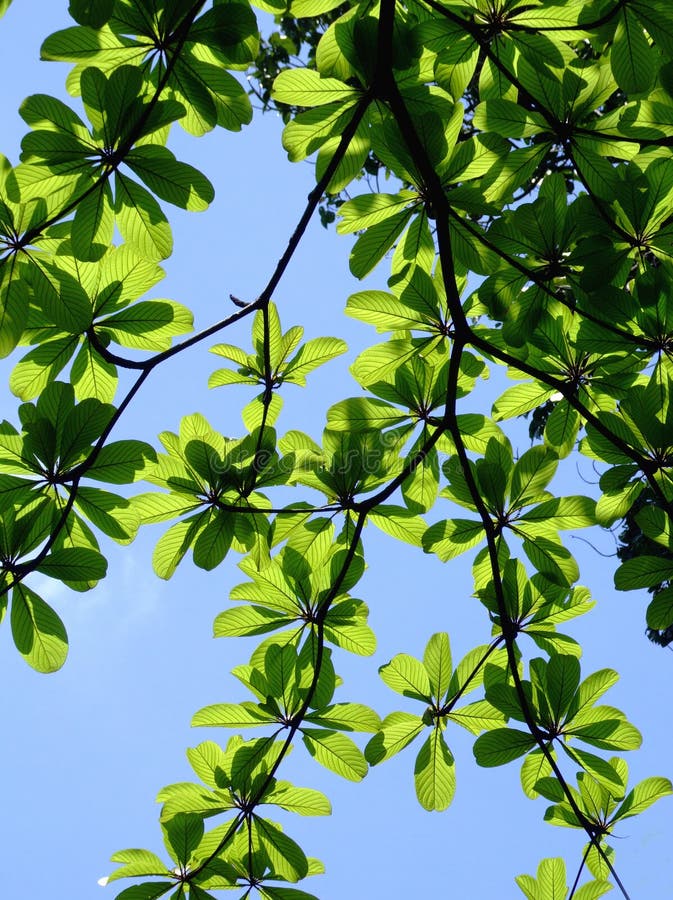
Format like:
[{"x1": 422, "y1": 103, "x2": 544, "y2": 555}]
[
  {"x1": 414, "y1": 728, "x2": 456, "y2": 811},
  {"x1": 379, "y1": 653, "x2": 431, "y2": 701},
  {"x1": 11, "y1": 584, "x2": 68, "y2": 672},
  {"x1": 301, "y1": 728, "x2": 368, "y2": 781},
  {"x1": 473, "y1": 728, "x2": 537, "y2": 767}
]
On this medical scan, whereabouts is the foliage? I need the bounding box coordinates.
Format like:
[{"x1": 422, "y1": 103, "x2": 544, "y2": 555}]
[{"x1": 2, "y1": 0, "x2": 673, "y2": 897}]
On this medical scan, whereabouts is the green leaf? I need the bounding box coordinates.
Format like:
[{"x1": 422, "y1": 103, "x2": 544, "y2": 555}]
[
  {"x1": 473, "y1": 728, "x2": 537, "y2": 767},
  {"x1": 157, "y1": 781, "x2": 232, "y2": 821},
  {"x1": 509, "y1": 446, "x2": 557, "y2": 509},
  {"x1": 86, "y1": 440, "x2": 156, "y2": 483},
  {"x1": 174, "y1": 54, "x2": 251, "y2": 135},
  {"x1": 364, "y1": 711, "x2": 425, "y2": 764},
  {"x1": 213, "y1": 605, "x2": 293, "y2": 637},
  {"x1": 545, "y1": 400, "x2": 580, "y2": 458},
  {"x1": 99, "y1": 300, "x2": 193, "y2": 351},
  {"x1": 493, "y1": 382, "x2": 555, "y2": 420},
  {"x1": 108, "y1": 884, "x2": 176, "y2": 899},
  {"x1": 326, "y1": 397, "x2": 408, "y2": 432},
  {"x1": 152, "y1": 515, "x2": 203, "y2": 580},
  {"x1": 132, "y1": 492, "x2": 201, "y2": 525},
  {"x1": 613, "y1": 776, "x2": 673, "y2": 821},
  {"x1": 125, "y1": 145, "x2": 215, "y2": 211},
  {"x1": 520, "y1": 748, "x2": 554, "y2": 799},
  {"x1": 115, "y1": 172, "x2": 173, "y2": 261},
  {"x1": 422, "y1": 518, "x2": 484, "y2": 562},
  {"x1": 263, "y1": 782, "x2": 331, "y2": 817},
  {"x1": 273, "y1": 69, "x2": 357, "y2": 107},
  {"x1": 519, "y1": 496, "x2": 596, "y2": 534},
  {"x1": 522, "y1": 535, "x2": 578, "y2": 587},
  {"x1": 71, "y1": 342, "x2": 118, "y2": 402},
  {"x1": 546, "y1": 654, "x2": 580, "y2": 722},
  {"x1": 414, "y1": 728, "x2": 456, "y2": 811},
  {"x1": 162, "y1": 813, "x2": 203, "y2": 867},
  {"x1": 573, "y1": 880, "x2": 613, "y2": 900},
  {"x1": 282, "y1": 101, "x2": 356, "y2": 163},
  {"x1": 258, "y1": 888, "x2": 322, "y2": 900},
  {"x1": 423, "y1": 632, "x2": 452, "y2": 701},
  {"x1": 71, "y1": 181, "x2": 114, "y2": 261},
  {"x1": 515, "y1": 857, "x2": 568, "y2": 900},
  {"x1": 67, "y1": 0, "x2": 114, "y2": 27},
  {"x1": 562, "y1": 746, "x2": 625, "y2": 792},
  {"x1": 447, "y1": 644, "x2": 507, "y2": 699},
  {"x1": 301, "y1": 728, "x2": 368, "y2": 781},
  {"x1": 10, "y1": 584, "x2": 68, "y2": 673},
  {"x1": 611, "y1": 9, "x2": 656, "y2": 94},
  {"x1": 346, "y1": 289, "x2": 431, "y2": 333},
  {"x1": 306, "y1": 702, "x2": 381, "y2": 733},
  {"x1": 0, "y1": 264, "x2": 30, "y2": 357},
  {"x1": 367, "y1": 504, "x2": 426, "y2": 547},
  {"x1": 570, "y1": 668, "x2": 619, "y2": 717},
  {"x1": 31, "y1": 263, "x2": 91, "y2": 334},
  {"x1": 74, "y1": 486, "x2": 138, "y2": 544},
  {"x1": 316, "y1": 117, "x2": 370, "y2": 193},
  {"x1": 646, "y1": 587, "x2": 673, "y2": 630},
  {"x1": 435, "y1": 32, "x2": 479, "y2": 101},
  {"x1": 567, "y1": 708, "x2": 642, "y2": 751},
  {"x1": 185, "y1": 740, "x2": 229, "y2": 788},
  {"x1": 323, "y1": 620, "x2": 376, "y2": 656},
  {"x1": 10, "y1": 337, "x2": 79, "y2": 400},
  {"x1": 192, "y1": 701, "x2": 275, "y2": 728},
  {"x1": 282, "y1": 337, "x2": 347, "y2": 385},
  {"x1": 402, "y1": 441, "x2": 439, "y2": 513},
  {"x1": 188, "y1": 3, "x2": 259, "y2": 65},
  {"x1": 349, "y1": 209, "x2": 414, "y2": 279},
  {"x1": 379, "y1": 653, "x2": 431, "y2": 701},
  {"x1": 446, "y1": 699, "x2": 506, "y2": 735},
  {"x1": 290, "y1": 0, "x2": 345, "y2": 16},
  {"x1": 615, "y1": 556, "x2": 673, "y2": 590},
  {"x1": 107, "y1": 848, "x2": 169, "y2": 883},
  {"x1": 36, "y1": 546, "x2": 107, "y2": 584},
  {"x1": 192, "y1": 514, "x2": 233, "y2": 571},
  {"x1": 473, "y1": 99, "x2": 545, "y2": 138},
  {"x1": 338, "y1": 192, "x2": 413, "y2": 234},
  {"x1": 253, "y1": 817, "x2": 308, "y2": 883},
  {"x1": 632, "y1": 0, "x2": 673, "y2": 57}
]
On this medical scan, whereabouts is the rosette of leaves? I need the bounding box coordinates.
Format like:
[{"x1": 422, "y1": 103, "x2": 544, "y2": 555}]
[
  {"x1": 515, "y1": 857, "x2": 611, "y2": 900},
  {"x1": 209, "y1": 301, "x2": 347, "y2": 431},
  {"x1": 535, "y1": 759, "x2": 671, "y2": 881},
  {"x1": 272, "y1": 64, "x2": 371, "y2": 197},
  {"x1": 134, "y1": 412, "x2": 288, "y2": 577},
  {"x1": 582, "y1": 370, "x2": 673, "y2": 524},
  {"x1": 365, "y1": 632, "x2": 508, "y2": 811},
  {"x1": 194, "y1": 637, "x2": 379, "y2": 782},
  {"x1": 214, "y1": 517, "x2": 374, "y2": 656},
  {"x1": 278, "y1": 424, "x2": 402, "y2": 505},
  {"x1": 107, "y1": 766, "x2": 328, "y2": 894},
  {"x1": 0, "y1": 380, "x2": 154, "y2": 670},
  {"x1": 476, "y1": 557, "x2": 594, "y2": 657},
  {"x1": 491, "y1": 308, "x2": 647, "y2": 459},
  {"x1": 477, "y1": 655, "x2": 642, "y2": 793},
  {"x1": 11, "y1": 242, "x2": 193, "y2": 403},
  {"x1": 0, "y1": 380, "x2": 154, "y2": 539},
  {"x1": 425, "y1": 433, "x2": 596, "y2": 588},
  {"x1": 42, "y1": 0, "x2": 258, "y2": 136},
  {"x1": 11, "y1": 68, "x2": 214, "y2": 261}
]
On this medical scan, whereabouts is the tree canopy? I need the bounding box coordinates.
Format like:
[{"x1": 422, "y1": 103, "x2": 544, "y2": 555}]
[{"x1": 1, "y1": 0, "x2": 673, "y2": 897}]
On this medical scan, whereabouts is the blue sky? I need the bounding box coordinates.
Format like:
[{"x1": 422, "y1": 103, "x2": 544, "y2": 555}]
[{"x1": 1, "y1": 3, "x2": 671, "y2": 898}]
